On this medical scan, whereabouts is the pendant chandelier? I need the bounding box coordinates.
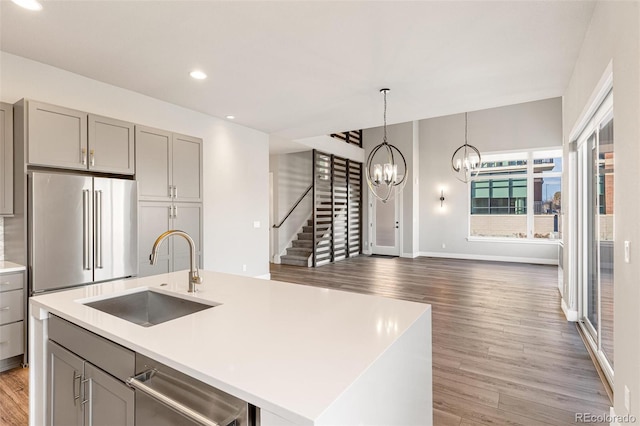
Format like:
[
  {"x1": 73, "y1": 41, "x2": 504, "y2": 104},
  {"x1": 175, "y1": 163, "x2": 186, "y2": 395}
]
[
  {"x1": 451, "y1": 112, "x2": 482, "y2": 183},
  {"x1": 365, "y1": 88, "x2": 408, "y2": 203}
]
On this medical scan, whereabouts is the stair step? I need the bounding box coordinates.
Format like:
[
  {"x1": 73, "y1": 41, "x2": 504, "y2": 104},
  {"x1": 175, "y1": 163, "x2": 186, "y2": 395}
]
[
  {"x1": 292, "y1": 240, "x2": 313, "y2": 248},
  {"x1": 280, "y1": 255, "x2": 310, "y2": 267},
  {"x1": 307, "y1": 219, "x2": 313, "y2": 226},
  {"x1": 298, "y1": 232, "x2": 313, "y2": 240},
  {"x1": 286, "y1": 247, "x2": 312, "y2": 256},
  {"x1": 302, "y1": 226, "x2": 313, "y2": 233}
]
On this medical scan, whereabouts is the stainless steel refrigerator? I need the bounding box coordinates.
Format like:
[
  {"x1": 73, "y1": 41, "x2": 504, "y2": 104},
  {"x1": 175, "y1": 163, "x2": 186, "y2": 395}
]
[{"x1": 29, "y1": 172, "x2": 137, "y2": 294}]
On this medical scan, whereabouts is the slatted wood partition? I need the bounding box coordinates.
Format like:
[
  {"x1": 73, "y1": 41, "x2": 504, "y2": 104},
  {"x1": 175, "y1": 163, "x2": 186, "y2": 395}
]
[
  {"x1": 348, "y1": 161, "x2": 363, "y2": 257},
  {"x1": 333, "y1": 157, "x2": 349, "y2": 262},
  {"x1": 329, "y1": 130, "x2": 363, "y2": 147},
  {"x1": 313, "y1": 151, "x2": 333, "y2": 266},
  {"x1": 312, "y1": 150, "x2": 362, "y2": 267}
]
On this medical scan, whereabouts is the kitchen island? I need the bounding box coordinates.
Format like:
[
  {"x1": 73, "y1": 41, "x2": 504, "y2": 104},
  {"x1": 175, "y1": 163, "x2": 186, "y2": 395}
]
[{"x1": 29, "y1": 270, "x2": 432, "y2": 425}]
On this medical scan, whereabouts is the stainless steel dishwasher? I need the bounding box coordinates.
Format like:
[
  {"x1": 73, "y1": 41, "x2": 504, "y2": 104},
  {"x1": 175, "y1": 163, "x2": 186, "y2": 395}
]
[{"x1": 128, "y1": 353, "x2": 258, "y2": 426}]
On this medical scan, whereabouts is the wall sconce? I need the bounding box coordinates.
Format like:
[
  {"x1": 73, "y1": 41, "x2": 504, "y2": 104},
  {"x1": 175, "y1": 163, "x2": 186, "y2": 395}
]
[{"x1": 439, "y1": 189, "x2": 445, "y2": 207}]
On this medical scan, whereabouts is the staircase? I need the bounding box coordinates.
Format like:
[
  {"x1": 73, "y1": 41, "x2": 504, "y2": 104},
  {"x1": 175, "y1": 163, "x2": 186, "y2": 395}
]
[{"x1": 280, "y1": 219, "x2": 314, "y2": 267}]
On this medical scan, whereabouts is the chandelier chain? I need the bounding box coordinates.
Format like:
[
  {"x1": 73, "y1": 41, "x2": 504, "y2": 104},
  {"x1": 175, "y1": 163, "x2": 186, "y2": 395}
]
[
  {"x1": 383, "y1": 90, "x2": 388, "y2": 143},
  {"x1": 465, "y1": 112, "x2": 468, "y2": 145}
]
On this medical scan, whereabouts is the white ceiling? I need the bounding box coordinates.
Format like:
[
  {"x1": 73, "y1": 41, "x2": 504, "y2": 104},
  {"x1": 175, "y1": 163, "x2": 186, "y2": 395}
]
[{"x1": 0, "y1": 1, "x2": 595, "y2": 144}]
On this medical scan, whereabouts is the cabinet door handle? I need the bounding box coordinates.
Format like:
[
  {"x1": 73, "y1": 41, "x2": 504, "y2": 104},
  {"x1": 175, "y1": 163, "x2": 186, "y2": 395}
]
[
  {"x1": 168, "y1": 185, "x2": 174, "y2": 198},
  {"x1": 173, "y1": 205, "x2": 177, "y2": 218},
  {"x1": 0, "y1": 306, "x2": 10, "y2": 311},
  {"x1": 174, "y1": 186, "x2": 178, "y2": 198},
  {"x1": 73, "y1": 371, "x2": 81, "y2": 405},
  {"x1": 90, "y1": 149, "x2": 95, "y2": 167},
  {"x1": 81, "y1": 148, "x2": 87, "y2": 165}
]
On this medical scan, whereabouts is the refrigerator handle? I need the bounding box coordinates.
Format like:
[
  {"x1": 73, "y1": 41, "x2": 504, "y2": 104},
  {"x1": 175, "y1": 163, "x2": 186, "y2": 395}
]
[
  {"x1": 83, "y1": 189, "x2": 91, "y2": 270},
  {"x1": 95, "y1": 190, "x2": 103, "y2": 269}
]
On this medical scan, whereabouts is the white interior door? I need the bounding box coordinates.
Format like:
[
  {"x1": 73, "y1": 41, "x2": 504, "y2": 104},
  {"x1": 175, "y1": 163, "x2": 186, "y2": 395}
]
[{"x1": 371, "y1": 194, "x2": 400, "y2": 256}]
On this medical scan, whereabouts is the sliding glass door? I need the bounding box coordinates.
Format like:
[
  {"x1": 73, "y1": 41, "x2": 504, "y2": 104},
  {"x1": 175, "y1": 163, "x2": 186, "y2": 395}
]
[{"x1": 577, "y1": 95, "x2": 614, "y2": 385}]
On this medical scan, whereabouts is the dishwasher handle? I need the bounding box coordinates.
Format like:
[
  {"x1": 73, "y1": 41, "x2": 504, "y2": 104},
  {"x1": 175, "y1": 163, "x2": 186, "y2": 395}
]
[{"x1": 127, "y1": 370, "x2": 220, "y2": 426}]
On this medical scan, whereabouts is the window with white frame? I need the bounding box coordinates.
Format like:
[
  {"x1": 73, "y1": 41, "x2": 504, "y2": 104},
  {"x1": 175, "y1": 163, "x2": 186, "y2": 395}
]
[{"x1": 469, "y1": 149, "x2": 562, "y2": 240}]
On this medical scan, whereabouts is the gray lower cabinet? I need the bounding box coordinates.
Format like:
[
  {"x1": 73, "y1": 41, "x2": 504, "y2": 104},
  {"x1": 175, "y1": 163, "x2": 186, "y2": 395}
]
[
  {"x1": 48, "y1": 342, "x2": 134, "y2": 426},
  {"x1": 137, "y1": 202, "x2": 202, "y2": 277},
  {"x1": 48, "y1": 342, "x2": 83, "y2": 426},
  {"x1": 48, "y1": 316, "x2": 135, "y2": 426},
  {"x1": 0, "y1": 102, "x2": 13, "y2": 215},
  {"x1": 0, "y1": 271, "x2": 25, "y2": 372}
]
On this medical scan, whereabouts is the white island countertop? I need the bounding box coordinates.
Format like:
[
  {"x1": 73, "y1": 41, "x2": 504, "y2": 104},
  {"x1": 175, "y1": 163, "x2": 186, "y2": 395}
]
[{"x1": 30, "y1": 270, "x2": 432, "y2": 425}]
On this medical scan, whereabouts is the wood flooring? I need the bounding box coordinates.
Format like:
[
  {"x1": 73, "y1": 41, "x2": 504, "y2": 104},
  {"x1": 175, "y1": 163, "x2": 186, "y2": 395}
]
[
  {"x1": 271, "y1": 256, "x2": 611, "y2": 426},
  {"x1": 0, "y1": 366, "x2": 28, "y2": 426},
  {"x1": 0, "y1": 256, "x2": 610, "y2": 426}
]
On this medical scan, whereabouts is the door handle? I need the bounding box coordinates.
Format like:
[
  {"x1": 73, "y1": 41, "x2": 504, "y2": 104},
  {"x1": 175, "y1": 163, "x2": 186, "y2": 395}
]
[
  {"x1": 89, "y1": 149, "x2": 95, "y2": 167},
  {"x1": 81, "y1": 148, "x2": 87, "y2": 165},
  {"x1": 95, "y1": 190, "x2": 103, "y2": 269},
  {"x1": 83, "y1": 190, "x2": 91, "y2": 270}
]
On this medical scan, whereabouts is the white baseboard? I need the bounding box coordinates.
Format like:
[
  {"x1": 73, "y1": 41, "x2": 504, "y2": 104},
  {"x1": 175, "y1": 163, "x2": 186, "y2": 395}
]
[
  {"x1": 363, "y1": 249, "x2": 371, "y2": 255},
  {"x1": 561, "y1": 298, "x2": 578, "y2": 322},
  {"x1": 272, "y1": 255, "x2": 281, "y2": 264},
  {"x1": 254, "y1": 273, "x2": 271, "y2": 280},
  {"x1": 418, "y1": 251, "x2": 558, "y2": 265},
  {"x1": 401, "y1": 252, "x2": 419, "y2": 259}
]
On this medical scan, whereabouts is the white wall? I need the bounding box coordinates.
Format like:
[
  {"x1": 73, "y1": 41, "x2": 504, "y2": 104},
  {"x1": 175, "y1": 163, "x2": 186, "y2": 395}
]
[
  {"x1": 0, "y1": 52, "x2": 270, "y2": 277},
  {"x1": 561, "y1": 1, "x2": 640, "y2": 418},
  {"x1": 418, "y1": 98, "x2": 562, "y2": 264},
  {"x1": 269, "y1": 151, "x2": 313, "y2": 261}
]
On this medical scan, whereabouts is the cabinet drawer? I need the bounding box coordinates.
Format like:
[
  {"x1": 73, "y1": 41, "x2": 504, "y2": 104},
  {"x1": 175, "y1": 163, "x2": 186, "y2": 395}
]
[
  {"x1": 49, "y1": 315, "x2": 135, "y2": 381},
  {"x1": 0, "y1": 322, "x2": 24, "y2": 359},
  {"x1": 0, "y1": 290, "x2": 23, "y2": 325},
  {"x1": 0, "y1": 272, "x2": 24, "y2": 292}
]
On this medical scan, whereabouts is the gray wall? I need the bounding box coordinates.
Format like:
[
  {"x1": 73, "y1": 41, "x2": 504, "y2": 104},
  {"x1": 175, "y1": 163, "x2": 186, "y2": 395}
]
[
  {"x1": 562, "y1": 1, "x2": 640, "y2": 418},
  {"x1": 418, "y1": 98, "x2": 562, "y2": 263},
  {"x1": 362, "y1": 98, "x2": 562, "y2": 263},
  {"x1": 269, "y1": 151, "x2": 313, "y2": 261},
  {"x1": 363, "y1": 122, "x2": 419, "y2": 256},
  {"x1": 0, "y1": 52, "x2": 270, "y2": 277}
]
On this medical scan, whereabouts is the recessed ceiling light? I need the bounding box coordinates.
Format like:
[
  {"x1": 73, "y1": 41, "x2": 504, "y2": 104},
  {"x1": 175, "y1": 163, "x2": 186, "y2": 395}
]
[
  {"x1": 189, "y1": 70, "x2": 207, "y2": 80},
  {"x1": 226, "y1": 115, "x2": 235, "y2": 120},
  {"x1": 11, "y1": 0, "x2": 43, "y2": 11}
]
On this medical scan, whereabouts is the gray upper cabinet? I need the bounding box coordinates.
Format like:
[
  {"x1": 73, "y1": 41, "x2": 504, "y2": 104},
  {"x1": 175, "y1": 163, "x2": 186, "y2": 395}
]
[
  {"x1": 172, "y1": 133, "x2": 202, "y2": 202},
  {"x1": 22, "y1": 100, "x2": 135, "y2": 175},
  {"x1": 135, "y1": 126, "x2": 202, "y2": 202},
  {"x1": 88, "y1": 114, "x2": 135, "y2": 175},
  {"x1": 27, "y1": 101, "x2": 88, "y2": 171},
  {"x1": 135, "y1": 126, "x2": 172, "y2": 201},
  {"x1": 0, "y1": 102, "x2": 13, "y2": 215}
]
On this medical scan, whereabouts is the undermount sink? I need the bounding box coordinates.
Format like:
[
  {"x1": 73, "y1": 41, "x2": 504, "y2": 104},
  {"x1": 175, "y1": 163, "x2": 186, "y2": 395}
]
[{"x1": 84, "y1": 290, "x2": 217, "y2": 327}]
